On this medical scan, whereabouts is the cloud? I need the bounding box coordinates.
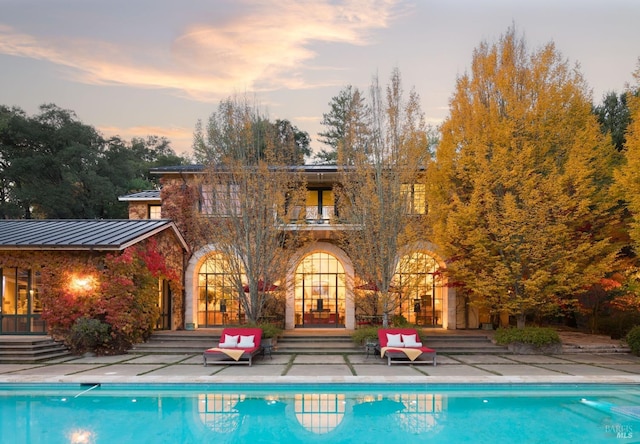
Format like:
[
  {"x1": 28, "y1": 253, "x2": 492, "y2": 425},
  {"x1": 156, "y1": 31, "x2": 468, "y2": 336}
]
[
  {"x1": 0, "y1": 0, "x2": 402, "y2": 102},
  {"x1": 98, "y1": 125, "x2": 194, "y2": 155}
]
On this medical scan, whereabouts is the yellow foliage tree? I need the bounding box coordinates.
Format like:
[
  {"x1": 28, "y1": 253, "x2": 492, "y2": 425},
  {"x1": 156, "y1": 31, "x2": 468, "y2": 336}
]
[
  {"x1": 615, "y1": 61, "x2": 640, "y2": 244},
  {"x1": 428, "y1": 27, "x2": 620, "y2": 327}
]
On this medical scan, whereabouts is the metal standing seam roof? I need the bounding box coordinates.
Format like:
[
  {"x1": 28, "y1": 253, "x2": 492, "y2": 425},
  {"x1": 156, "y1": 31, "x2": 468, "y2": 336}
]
[
  {"x1": 0, "y1": 219, "x2": 188, "y2": 251},
  {"x1": 117, "y1": 190, "x2": 161, "y2": 201}
]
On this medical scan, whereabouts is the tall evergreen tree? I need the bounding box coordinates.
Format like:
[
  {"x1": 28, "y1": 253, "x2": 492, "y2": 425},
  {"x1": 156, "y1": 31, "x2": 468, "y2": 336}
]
[
  {"x1": 594, "y1": 91, "x2": 630, "y2": 152},
  {"x1": 315, "y1": 85, "x2": 369, "y2": 164}
]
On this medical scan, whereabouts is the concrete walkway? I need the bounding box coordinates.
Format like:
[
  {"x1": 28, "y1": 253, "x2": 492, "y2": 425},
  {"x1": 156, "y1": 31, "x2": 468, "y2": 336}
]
[{"x1": 2, "y1": 349, "x2": 640, "y2": 385}]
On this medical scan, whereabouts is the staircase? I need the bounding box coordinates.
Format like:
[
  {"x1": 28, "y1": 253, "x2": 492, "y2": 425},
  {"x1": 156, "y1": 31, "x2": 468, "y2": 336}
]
[
  {"x1": 276, "y1": 331, "x2": 359, "y2": 354},
  {"x1": 132, "y1": 331, "x2": 219, "y2": 354},
  {"x1": 0, "y1": 336, "x2": 70, "y2": 363},
  {"x1": 132, "y1": 330, "x2": 508, "y2": 355},
  {"x1": 422, "y1": 334, "x2": 508, "y2": 354}
]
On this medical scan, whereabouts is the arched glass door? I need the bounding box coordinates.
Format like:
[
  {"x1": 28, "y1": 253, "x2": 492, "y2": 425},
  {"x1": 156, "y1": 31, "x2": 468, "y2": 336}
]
[
  {"x1": 294, "y1": 252, "x2": 345, "y2": 328},
  {"x1": 396, "y1": 252, "x2": 442, "y2": 327},
  {"x1": 197, "y1": 253, "x2": 243, "y2": 326}
]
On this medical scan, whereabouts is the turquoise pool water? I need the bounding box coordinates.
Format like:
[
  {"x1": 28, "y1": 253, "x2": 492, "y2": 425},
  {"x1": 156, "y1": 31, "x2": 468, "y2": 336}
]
[{"x1": 1, "y1": 383, "x2": 638, "y2": 443}]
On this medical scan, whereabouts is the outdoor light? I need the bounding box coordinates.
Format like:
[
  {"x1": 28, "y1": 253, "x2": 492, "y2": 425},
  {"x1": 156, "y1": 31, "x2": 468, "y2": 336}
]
[
  {"x1": 69, "y1": 429, "x2": 93, "y2": 444},
  {"x1": 69, "y1": 274, "x2": 97, "y2": 294}
]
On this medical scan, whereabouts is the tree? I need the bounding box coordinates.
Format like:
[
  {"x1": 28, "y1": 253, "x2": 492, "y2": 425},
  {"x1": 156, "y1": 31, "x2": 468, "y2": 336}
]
[
  {"x1": 594, "y1": 91, "x2": 630, "y2": 152},
  {"x1": 315, "y1": 85, "x2": 369, "y2": 164},
  {"x1": 0, "y1": 104, "x2": 189, "y2": 219},
  {"x1": 336, "y1": 69, "x2": 431, "y2": 326},
  {"x1": 614, "y1": 60, "x2": 640, "y2": 246},
  {"x1": 193, "y1": 96, "x2": 311, "y2": 165},
  {"x1": 428, "y1": 27, "x2": 620, "y2": 327},
  {"x1": 195, "y1": 95, "x2": 308, "y2": 323}
]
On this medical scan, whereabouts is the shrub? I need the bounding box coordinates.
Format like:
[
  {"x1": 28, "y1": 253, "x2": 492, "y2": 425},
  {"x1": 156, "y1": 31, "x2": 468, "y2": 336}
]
[
  {"x1": 391, "y1": 314, "x2": 409, "y2": 327},
  {"x1": 257, "y1": 322, "x2": 283, "y2": 339},
  {"x1": 598, "y1": 312, "x2": 640, "y2": 339},
  {"x1": 351, "y1": 326, "x2": 380, "y2": 345},
  {"x1": 626, "y1": 326, "x2": 640, "y2": 356},
  {"x1": 494, "y1": 327, "x2": 561, "y2": 347},
  {"x1": 68, "y1": 317, "x2": 112, "y2": 355}
]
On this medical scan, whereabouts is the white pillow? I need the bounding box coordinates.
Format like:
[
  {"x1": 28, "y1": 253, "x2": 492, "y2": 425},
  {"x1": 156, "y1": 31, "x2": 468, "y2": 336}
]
[
  {"x1": 401, "y1": 334, "x2": 422, "y2": 347},
  {"x1": 402, "y1": 333, "x2": 423, "y2": 347},
  {"x1": 238, "y1": 335, "x2": 255, "y2": 348},
  {"x1": 386, "y1": 333, "x2": 404, "y2": 347},
  {"x1": 218, "y1": 334, "x2": 239, "y2": 348}
]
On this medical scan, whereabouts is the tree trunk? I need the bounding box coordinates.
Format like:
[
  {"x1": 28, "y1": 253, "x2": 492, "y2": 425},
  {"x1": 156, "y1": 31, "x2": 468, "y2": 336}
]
[{"x1": 516, "y1": 313, "x2": 526, "y2": 329}]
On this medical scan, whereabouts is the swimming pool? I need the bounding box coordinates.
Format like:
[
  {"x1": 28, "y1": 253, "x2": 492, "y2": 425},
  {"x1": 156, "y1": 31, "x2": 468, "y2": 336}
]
[{"x1": 1, "y1": 383, "x2": 638, "y2": 443}]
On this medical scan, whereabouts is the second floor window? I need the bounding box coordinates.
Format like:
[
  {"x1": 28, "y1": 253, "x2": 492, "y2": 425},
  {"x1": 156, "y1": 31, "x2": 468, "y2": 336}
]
[
  {"x1": 305, "y1": 189, "x2": 335, "y2": 222},
  {"x1": 401, "y1": 183, "x2": 426, "y2": 215},
  {"x1": 200, "y1": 184, "x2": 241, "y2": 216},
  {"x1": 148, "y1": 205, "x2": 162, "y2": 219}
]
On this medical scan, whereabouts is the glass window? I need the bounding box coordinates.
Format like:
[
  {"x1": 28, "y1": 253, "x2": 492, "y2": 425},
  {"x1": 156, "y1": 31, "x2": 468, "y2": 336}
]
[
  {"x1": 395, "y1": 252, "x2": 441, "y2": 326},
  {"x1": 197, "y1": 253, "x2": 243, "y2": 326},
  {"x1": 401, "y1": 183, "x2": 427, "y2": 214},
  {"x1": 200, "y1": 184, "x2": 241, "y2": 216},
  {"x1": 148, "y1": 205, "x2": 162, "y2": 219},
  {"x1": 305, "y1": 189, "x2": 335, "y2": 222},
  {"x1": 294, "y1": 252, "x2": 345, "y2": 327}
]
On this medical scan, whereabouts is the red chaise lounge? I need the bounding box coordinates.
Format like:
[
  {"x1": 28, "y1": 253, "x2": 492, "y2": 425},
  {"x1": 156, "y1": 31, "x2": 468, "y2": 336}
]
[
  {"x1": 377, "y1": 328, "x2": 437, "y2": 366},
  {"x1": 203, "y1": 327, "x2": 263, "y2": 367}
]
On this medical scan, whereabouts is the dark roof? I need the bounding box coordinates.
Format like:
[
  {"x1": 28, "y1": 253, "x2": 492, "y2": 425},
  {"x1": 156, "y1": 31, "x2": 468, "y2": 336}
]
[
  {"x1": 0, "y1": 219, "x2": 188, "y2": 251},
  {"x1": 149, "y1": 164, "x2": 342, "y2": 174},
  {"x1": 118, "y1": 190, "x2": 161, "y2": 201}
]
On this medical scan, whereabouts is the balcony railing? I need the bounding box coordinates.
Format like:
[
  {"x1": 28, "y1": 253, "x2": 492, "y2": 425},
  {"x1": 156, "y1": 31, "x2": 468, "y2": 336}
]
[{"x1": 303, "y1": 205, "x2": 335, "y2": 224}]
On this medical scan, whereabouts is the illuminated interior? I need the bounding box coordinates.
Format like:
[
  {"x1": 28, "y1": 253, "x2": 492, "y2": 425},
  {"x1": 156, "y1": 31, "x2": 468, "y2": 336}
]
[
  {"x1": 294, "y1": 393, "x2": 346, "y2": 434},
  {"x1": 294, "y1": 252, "x2": 345, "y2": 327},
  {"x1": 198, "y1": 393, "x2": 244, "y2": 433},
  {"x1": 395, "y1": 252, "x2": 442, "y2": 327},
  {"x1": 394, "y1": 393, "x2": 443, "y2": 434},
  {"x1": 197, "y1": 253, "x2": 243, "y2": 326}
]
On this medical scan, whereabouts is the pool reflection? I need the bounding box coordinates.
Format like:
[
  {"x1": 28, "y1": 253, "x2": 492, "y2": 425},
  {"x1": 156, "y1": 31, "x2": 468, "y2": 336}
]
[{"x1": 196, "y1": 391, "x2": 443, "y2": 439}]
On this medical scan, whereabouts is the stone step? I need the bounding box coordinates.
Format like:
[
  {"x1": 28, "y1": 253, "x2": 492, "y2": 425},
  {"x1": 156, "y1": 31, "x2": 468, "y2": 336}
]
[
  {"x1": 0, "y1": 337, "x2": 70, "y2": 363},
  {"x1": 562, "y1": 344, "x2": 631, "y2": 354}
]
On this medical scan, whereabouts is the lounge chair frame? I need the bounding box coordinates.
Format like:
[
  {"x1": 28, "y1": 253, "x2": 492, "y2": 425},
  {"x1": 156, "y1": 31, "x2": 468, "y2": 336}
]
[
  {"x1": 378, "y1": 328, "x2": 437, "y2": 366},
  {"x1": 203, "y1": 327, "x2": 263, "y2": 367}
]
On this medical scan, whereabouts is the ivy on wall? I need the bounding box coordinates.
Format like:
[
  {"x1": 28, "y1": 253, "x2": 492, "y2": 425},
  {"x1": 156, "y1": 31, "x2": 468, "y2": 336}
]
[{"x1": 0, "y1": 235, "x2": 184, "y2": 354}]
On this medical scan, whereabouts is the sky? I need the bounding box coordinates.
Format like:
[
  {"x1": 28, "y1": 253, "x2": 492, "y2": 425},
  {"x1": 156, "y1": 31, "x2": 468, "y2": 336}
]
[{"x1": 0, "y1": 0, "x2": 638, "y2": 158}]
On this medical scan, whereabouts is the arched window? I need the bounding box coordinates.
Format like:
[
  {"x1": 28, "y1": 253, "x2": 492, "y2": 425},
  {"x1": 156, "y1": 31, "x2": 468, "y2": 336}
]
[
  {"x1": 294, "y1": 252, "x2": 346, "y2": 328},
  {"x1": 197, "y1": 253, "x2": 244, "y2": 326}
]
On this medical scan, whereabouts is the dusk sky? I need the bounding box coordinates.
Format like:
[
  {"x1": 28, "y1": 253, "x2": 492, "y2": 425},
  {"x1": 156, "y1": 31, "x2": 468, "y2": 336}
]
[{"x1": 1, "y1": 0, "x2": 638, "y2": 157}]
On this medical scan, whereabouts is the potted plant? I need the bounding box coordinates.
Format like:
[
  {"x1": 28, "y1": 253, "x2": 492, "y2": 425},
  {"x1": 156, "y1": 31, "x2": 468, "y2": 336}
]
[
  {"x1": 494, "y1": 326, "x2": 562, "y2": 354},
  {"x1": 258, "y1": 322, "x2": 283, "y2": 348}
]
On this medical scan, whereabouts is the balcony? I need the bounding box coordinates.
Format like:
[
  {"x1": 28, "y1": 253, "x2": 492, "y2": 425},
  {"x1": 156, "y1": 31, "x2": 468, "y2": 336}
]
[{"x1": 281, "y1": 206, "x2": 359, "y2": 235}]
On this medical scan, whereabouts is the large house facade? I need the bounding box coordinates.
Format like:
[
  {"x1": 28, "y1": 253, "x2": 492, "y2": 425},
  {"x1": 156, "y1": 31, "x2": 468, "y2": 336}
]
[{"x1": 120, "y1": 165, "x2": 479, "y2": 332}]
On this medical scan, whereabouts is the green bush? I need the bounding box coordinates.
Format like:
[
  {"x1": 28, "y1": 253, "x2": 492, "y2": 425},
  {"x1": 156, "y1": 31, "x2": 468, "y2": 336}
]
[
  {"x1": 351, "y1": 326, "x2": 380, "y2": 345},
  {"x1": 598, "y1": 312, "x2": 640, "y2": 339},
  {"x1": 391, "y1": 314, "x2": 409, "y2": 327},
  {"x1": 251, "y1": 322, "x2": 283, "y2": 339},
  {"x1": 68, "y1": 317, "x2": 112, "y2": 355},
  {"x1": 494, "y1": 327, "x2": 561, "y2": 347},
  {"x1": 626, "y1": 325, "x2": 640, "y2": 356}
]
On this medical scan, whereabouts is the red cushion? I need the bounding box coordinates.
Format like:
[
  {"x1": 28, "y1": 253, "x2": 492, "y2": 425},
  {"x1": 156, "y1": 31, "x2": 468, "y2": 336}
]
[
  {"x1": 378, "y1": 328, "x2": 426, "y2": 348},
  {"x1": 220, "y1": 327, "x2": 263, "y2": 349}
]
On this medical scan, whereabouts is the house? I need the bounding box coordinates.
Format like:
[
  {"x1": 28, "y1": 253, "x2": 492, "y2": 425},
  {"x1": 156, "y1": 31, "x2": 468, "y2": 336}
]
[
  {"x1": 0, "y1": 219, "x2": 188, "y2": 335},
  {"x1": 117, "y1": 164, "x2": 472, "y2": 333}
]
